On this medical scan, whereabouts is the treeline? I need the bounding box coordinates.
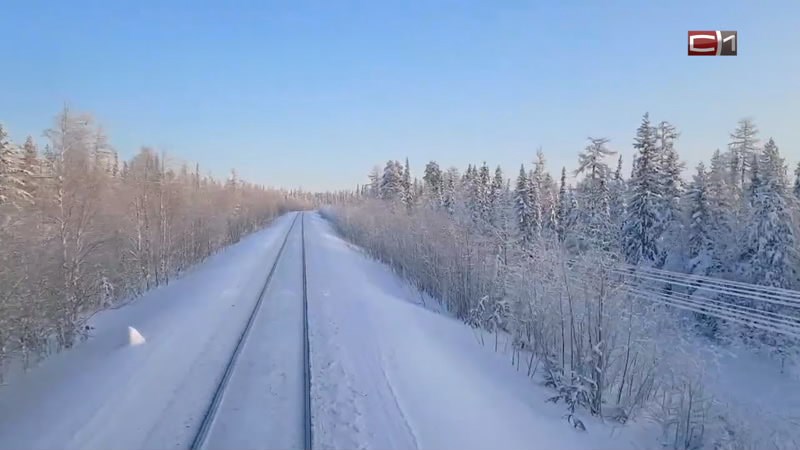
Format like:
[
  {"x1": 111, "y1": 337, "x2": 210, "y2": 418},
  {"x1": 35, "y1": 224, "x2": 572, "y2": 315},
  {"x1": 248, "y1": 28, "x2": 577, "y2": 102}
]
[
  {"x1": 0, "y1": 107, "x2": 306, "y2": 376},
  {"x1": 327, "y1": 114, "x2": 799, "y2": 449}
]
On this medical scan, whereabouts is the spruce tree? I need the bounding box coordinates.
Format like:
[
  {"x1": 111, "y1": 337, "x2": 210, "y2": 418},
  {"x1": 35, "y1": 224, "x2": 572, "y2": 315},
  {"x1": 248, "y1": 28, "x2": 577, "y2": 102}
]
[
  {"x1": 423, "y1": 161, "x2": 443, "y2": 207},
  {"x1": 21, "y1": 136, "x2": 39, "y2": 197},
  {"x1": 657, "y1": 120, "x2": 685, "y2": 267},
  {"x1": 609, "y1": 155, "x2": 626, "y2": 235},
  {"x1": 527, "y1": 167, "x2": 542, "y2": 239},
  {"x1": 478, "y1": 162, "x2": 492, "y2": 225},
  {"x1": 686, "y1": 163, "x2": 718, "y2": 274},
  {"x1": 741, "y1": 139, "x2": 796, "y2": 290},
  {"x1": 794, "y1": 162, "x2": 800, "y2": 200},
  {"x1": 401, "y1": 157, "x2": 413, "y2": 211},
  {"x1": 623, "y1": 113, "x2": 663, "y2": 266},
  {"x1": 490, "y1": 166, "x2": 504, "y2": 226},
  {"x1": 380, "y1": 160, "x2": 403, "y2": 201},
  {"x1": 443, "y1": 169, "x2": 457, "y2": 215},
  {"x1": 514, "y1": 165, "x2": 532, "y2": 242},
  {"x1": 556, "y1": 167, "x2": 569, "y2": 242},
  {"x1": 575, "y1": 137, "x2": 615, "y2": 251}
]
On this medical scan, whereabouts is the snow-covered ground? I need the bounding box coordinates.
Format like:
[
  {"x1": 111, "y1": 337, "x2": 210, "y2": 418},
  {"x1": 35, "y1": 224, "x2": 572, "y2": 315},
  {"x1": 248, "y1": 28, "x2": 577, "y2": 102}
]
[
  {"x1": 2, "y1": 210, "x2": 664, "y2": 450},
  {"x1": 305, "y1": 212, "x2": 655, "y2": 450},
  {"x1": 0, "y1": 213, "x2": 298, "y2": 450},
  {"x1": 201, "y1": 215, "x2": 306, "y2": 450}
]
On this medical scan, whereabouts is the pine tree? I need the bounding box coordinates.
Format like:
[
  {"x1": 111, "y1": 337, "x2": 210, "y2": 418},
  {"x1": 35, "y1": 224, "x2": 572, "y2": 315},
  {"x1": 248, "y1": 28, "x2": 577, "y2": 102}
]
[
  {"x1": 514, "y1": 165, "x2": 532, "y2": 242},
  {"x1": 367, "y1": 166, "x2": 381, "y2": 198},
  {"x1": 741, "y1": 139, "x2": 796, "y2": 290},
  {"x1": 657, "y1": 120, "x2": 685, "y2": 267},
  {"x1": 490, "y1": 166, "x2": 504, "y2": 226},
  {"x1": 380, "y1": 160, "x2": 403, "y2": 201},
  {"x1": 478, "y1": 162, "x2": 492, "y2": 225},
  {"x1": 22, "y1": 137, "x2": 38, "y2": 172},
  {"x1": 575, "y1": 137, "x2": 615, "y2": 250},
  {"x1": 556, "y1": 167, "x2": 569, "y2": 242},
  {"x1": 401, "y1": 157, "x2": 414, "y2": 211},
  {"x1": 423, "y1": 161, "x2": 444, "y2": 207},
  {"x1": 0, "y1": 124, "x2": 29, "y2": 207},
  {"x1": 657, "y1": 121, "x2": 683, "y2": 215},
  {"x1": 759, "y1": 138, "x2": 787, "y2": 190},
  {"x1": 576, "y1": 137, "x2": 615, "y2": 181},
  {"x1": 443, "y1": 168, "x2": 457, "y2": 215},
  {"x1": 728, "y1": 118, "x2": 759, "y2": 192},
  {"x1": 623, "y1": 113, "x2": 663, "y2": 266},
  {"x1": 533, "y1": 150, "x2": 558, "y2": 234},
  {"x1": 609, "y1": 155, "x2": 626, "y2": 235},
  {"x1": 20, "y1": 136, "x2": 39, "y2": 197},
  {"x1": 527, "y1": 168, "x2": 542, "y2": 239},
  {"x1": 707, "y1": 149, "x2": 734, "y2": 261},
  {"x1": 112, "y1": 151, "x2": 120, "y2": 177},
  {"x1": 794, "y1": 162, "x2": 800, "y2": 200},
  {"x1": 686, "y1": 163, "x2": 718, "y2": 274}
]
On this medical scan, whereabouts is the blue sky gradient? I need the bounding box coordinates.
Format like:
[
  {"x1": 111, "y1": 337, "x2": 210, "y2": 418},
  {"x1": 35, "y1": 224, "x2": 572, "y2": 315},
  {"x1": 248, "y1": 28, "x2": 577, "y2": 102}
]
[{"x1": 2, "y1": 1, "x2": 798, "y2": 190}]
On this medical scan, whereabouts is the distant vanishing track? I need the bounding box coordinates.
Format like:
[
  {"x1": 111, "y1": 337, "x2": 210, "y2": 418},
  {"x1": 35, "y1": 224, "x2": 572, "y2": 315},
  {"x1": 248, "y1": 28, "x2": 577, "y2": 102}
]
[{"x1": 189, "y1": 211, "x2": 313, "y2": 450}]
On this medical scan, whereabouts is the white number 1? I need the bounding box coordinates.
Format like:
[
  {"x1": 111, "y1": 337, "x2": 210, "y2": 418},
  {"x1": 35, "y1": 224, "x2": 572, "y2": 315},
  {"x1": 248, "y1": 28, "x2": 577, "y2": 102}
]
[{"x1": 722, "y1": 34, "x2": 736, "y2": 52}]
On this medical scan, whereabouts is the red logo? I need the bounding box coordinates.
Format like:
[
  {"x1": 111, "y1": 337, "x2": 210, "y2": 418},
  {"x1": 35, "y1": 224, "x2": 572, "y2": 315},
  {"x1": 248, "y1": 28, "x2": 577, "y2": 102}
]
[{"x1": 688, "y1": 30, "x2": 737, "y2": 56}]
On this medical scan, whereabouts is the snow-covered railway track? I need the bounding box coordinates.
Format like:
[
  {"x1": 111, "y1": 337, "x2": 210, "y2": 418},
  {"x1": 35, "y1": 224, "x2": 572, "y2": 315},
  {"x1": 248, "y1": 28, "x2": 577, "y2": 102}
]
[
  {"x1": 301, "y1": 212, "x2": 313, "y2": 450},
  {"x1": 189, "y1": 211, "x2": 313, "y2": 450}
]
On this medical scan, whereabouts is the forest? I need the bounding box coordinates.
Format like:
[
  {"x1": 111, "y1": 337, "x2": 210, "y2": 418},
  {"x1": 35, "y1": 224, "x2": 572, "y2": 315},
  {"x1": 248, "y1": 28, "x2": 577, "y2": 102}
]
[
  {"x1": 0, "y1": 107, "x2": 306, "y2": 377},
  {"x1": 324, "y1": 114, "x2": 800, "y2": 449}
]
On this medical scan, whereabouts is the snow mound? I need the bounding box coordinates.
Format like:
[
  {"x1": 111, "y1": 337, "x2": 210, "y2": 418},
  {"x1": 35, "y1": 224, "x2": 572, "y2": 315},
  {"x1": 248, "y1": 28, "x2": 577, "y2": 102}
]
[{"x1": 128, "y1": 327, "x2": 146, "y2": 346}]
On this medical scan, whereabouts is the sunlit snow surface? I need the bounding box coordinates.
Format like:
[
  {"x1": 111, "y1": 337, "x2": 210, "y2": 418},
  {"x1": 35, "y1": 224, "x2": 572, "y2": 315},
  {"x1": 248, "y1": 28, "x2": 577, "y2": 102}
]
[{"x1": 3, "y1": 211, "x2": 792, "y2": 450}]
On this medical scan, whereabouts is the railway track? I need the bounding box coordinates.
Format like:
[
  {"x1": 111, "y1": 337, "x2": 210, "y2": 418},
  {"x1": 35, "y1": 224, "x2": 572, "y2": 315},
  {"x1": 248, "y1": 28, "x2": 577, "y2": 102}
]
[{"x1": 189, "y1": 211, "x2": 313, "y2": 450}]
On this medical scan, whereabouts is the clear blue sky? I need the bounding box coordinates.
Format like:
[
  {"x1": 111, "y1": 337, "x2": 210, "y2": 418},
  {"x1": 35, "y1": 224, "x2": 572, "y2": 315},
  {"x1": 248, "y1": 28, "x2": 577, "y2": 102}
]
[{"x1": 2, "y1": 1, "x2": 798, "y2": 191}]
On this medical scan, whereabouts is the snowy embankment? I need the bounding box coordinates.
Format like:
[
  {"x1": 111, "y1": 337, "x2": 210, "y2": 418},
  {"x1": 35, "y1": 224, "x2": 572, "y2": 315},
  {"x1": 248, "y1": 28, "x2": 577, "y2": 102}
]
[
  {"x1": 305, "y1": 213, "x2": 656, "y2": 450},
  {"x1": 0, "y1": 213, "x2": 297, "y2": 450}
]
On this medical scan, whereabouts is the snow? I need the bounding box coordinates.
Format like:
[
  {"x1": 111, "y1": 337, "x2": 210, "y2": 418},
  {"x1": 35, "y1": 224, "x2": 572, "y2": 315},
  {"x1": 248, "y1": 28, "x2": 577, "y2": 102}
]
[
  {"x1": 305, "y1": 212, "x2": 655, "y2": 450},
  {"x1": 201, "y1": 217, "x2": 307, "y2": 450},
  {"x1": 128, "y1": 326, "x2": 146, "y2": 346},
  {"x1": 0, "y1": 213, "x2": 298, "y2": 450},
  {"x1": 0, "y1": 210, "x2": 662, "y2": 450}
]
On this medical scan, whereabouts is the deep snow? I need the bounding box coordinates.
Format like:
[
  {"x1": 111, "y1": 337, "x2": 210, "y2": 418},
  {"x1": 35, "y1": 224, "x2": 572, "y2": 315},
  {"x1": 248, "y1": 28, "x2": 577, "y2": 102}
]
[
  {"x1": 0, "y1": 213, "x2": 298, "y2": 450},
  {"x1": 0, "y1": 211, "x2": 663, "y2": 450},
  {"x1": 305, "y1": 212, "x2": 654, "y2": 450}
]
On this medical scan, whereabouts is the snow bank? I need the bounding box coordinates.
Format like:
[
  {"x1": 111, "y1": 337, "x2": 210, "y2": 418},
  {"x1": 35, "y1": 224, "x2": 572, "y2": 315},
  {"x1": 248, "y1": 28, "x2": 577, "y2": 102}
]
[{"x1": 306, "y1": 212, "x2": 658, "y2": 450}]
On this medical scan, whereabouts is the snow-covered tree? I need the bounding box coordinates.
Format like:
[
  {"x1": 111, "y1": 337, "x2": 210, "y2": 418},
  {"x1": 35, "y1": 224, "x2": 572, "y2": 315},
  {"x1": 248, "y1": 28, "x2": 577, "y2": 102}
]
[
  {"x1": 685, "y1": 163, "x2": 719, "y2": 275},
  {"x1": 575, "y1": 137, "x2": 615, "y2": 250},
  {"x1": 514, "y1": 165, "x2": 533, "y2": 242},
  {"x1": 556, "y1": 167, "x2": 569, "y2": 242},
  {"x1": 728, "y1": 118, "x2": 759, "y2": 193},
  {"x1": 0, "y1": 124, "x2": 29, "y2": 207},
  {"x1": 740, "y1": 139, "x2": 796, "y2": 290},
  {"x1": 490, "y1": 166, "x2": 505, "y2": 227},
  {"x1": 423, "y1": 161, "x2": 443, "y2": 207},
  {"x1": 401, "y1": 157, "x2": 414, "y2": 211},
  {"x1": 443, "y1": 167, "x2": 458, "y2": 215},
  {"x1": 608, "y1": 155, "x2": 626, "y2": 234},
  {"x1": 656, "y1": 121, "x2": 685, "y2": 267},
  {"x1": 380, "y1": 160, "x2": 403, "y2": 201},
  {"x1": 527, "y1": 167, "x2": 542, "y2": 239},
  {"x1": 793, "y1": 162, "x2": 800, "y2": 200},
  {"x1": 623, "y1": 113, "x2": 663, "y2": 266},
  {"x1": 367, "y1": 166, "x2": 381, "y2": 198},
  {"x1": 477, "y1": 162, "x2": 492, "y2": 225}
]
